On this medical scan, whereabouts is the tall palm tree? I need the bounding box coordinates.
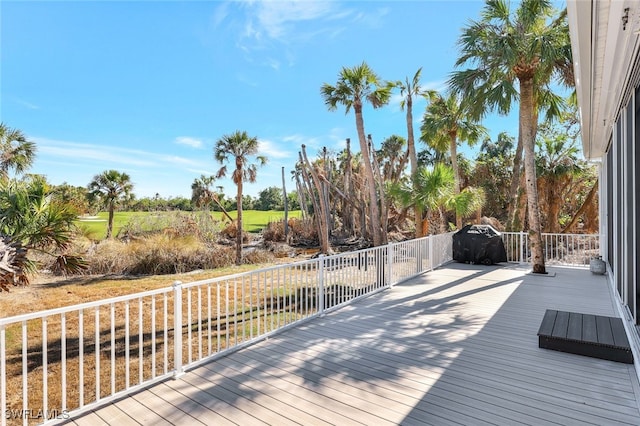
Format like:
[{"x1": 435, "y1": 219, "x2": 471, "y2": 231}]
[
  {"x1": 214, "y1": 130, "x2": 267, "y2": 265},
  {"x1": 88, "y1": 170, "x2": 134, "y2": 239},
  {"x1": 0, "y1": 123, "x2": 36, "y2": 179},
  {"x1": 321, "y1": 62, "x2": 392, "y2": 246},
  {"x1": 396, "y1": 68, "x2": 431, "y2": 175},
  {"x1": 395, "y1": 68, "x2": 435, "y2": 237},
  {"x1": 449, "y1": 0, "x2": 571, "y2": 274},
  {"x1": 420, "y1": 91, "x2": 486, "y2": 229}
]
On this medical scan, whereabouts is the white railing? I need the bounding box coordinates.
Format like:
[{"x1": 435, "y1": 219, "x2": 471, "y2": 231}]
[
  {"x1": 0, "y1": 232, "x2": 454, "y2": 426},
  {"x1": 501, "y1": 232, "x2": 600, "y2": 267}
]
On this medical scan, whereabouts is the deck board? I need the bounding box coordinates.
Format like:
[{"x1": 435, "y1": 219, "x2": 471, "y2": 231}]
[{"x1": 67, "y1": 264, "x2": 640, "y2": 425}]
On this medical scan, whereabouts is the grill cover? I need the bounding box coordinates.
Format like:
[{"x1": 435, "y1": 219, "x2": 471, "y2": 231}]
[{"x1": 452, "y1": 224, "x2": 507, "y2": 265}]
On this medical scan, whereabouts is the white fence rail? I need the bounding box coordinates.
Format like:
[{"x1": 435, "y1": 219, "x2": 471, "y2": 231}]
[
  {"x1": 0, "y1": 232, "x2": 454, "y2": 425},
  {"x1": 501, "y1": 232, "x2": 600, "y2": 267}
]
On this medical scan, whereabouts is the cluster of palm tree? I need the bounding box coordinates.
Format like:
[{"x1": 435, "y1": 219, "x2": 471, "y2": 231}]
[{"x1": 299, "y1": 0, "x2": 572, "y2": 274}]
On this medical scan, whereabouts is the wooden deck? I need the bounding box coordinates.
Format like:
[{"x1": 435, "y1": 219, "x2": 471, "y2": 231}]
[{"x1": 67, "y1": 263, "x2": 640, "y2": 425}]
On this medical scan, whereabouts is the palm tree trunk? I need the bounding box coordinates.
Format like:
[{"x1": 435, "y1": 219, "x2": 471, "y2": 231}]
[
  {"x1": 235, "y1": 174, "x2": 243, "y2": 265},
  {"x1": 449, "y1": 132, "x2": 462, "y2": 229},
  {"x1": 405, "y1": 99, "x2": 424, "y2": 238},
  {"x1": 406, "y1": 98, "x2": 418, "y2": 175},
  {"x1": 520, "y1": 77, "x2": 546, "y2": 274},
  {"x1": 281, "y1": 166, "x2": 289, "y2": 240},
  {"x1": 107, "y1": 203, "x2": 115, "y2": 239},
  {"x1": 511, "y1": 173, "x2": 527, "y2": 231},
  {"x1": 507, "y1": 131, "x2": 523, "y2": 230},
  {"x1": 354, "y1": 105, "x2": 383, "y2": 246}
]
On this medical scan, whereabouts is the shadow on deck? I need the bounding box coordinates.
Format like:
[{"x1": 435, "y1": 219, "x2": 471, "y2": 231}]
[{"x1": 67, "y1": 263, "x2": 640, "y2": 425}]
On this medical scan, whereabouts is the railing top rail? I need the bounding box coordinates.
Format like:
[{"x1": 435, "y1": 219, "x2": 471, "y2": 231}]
[
  {"x1": 501, "y1": 231, "x2": 600, "y2": 238},
  {"x1": 181, "y1": 256, "x2": 321, "y2": 289},
  {"x1": 0, "y1": 285, "x2": 173, "y2": 326}
]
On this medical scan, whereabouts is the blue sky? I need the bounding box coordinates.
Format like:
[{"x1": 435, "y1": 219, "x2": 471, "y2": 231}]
[{"x1": 2, "y1": 0, "x2": 527, "y2": 199}]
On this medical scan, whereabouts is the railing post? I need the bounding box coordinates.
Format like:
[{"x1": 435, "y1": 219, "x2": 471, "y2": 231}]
[
  {"x1": 173, "y1": 280, "x2": 184, "y2": 379},
  {"x1": 387, "y1": 242, "x2": 394, "y2": 287},
  {"x1": 520, "y1": 231, "x2": 525, "y2": 263},
  {"x1": 317, "y1": 255, "x2": 325, "y2": 315},
  {"x1": 428, "y1": 235, "x2": 434, "y2": 271},
  {"x1": 1, "y1": 325, "x2": 5, "y2": 426}
]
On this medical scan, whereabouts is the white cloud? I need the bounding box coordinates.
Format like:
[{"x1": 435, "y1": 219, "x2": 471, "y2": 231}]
[
  {"x1": 175, "y1": 136, "x2": 204, "y2": 148},
  {"x1": 33, "y1": 137, "x2": 208, "y2": 170},
  {"x1": 14, "y1": 97, "x2": 40, "y2": 110},
  {"x1": 231, "y1": 1, "x2": 389, "y2": 67},
  {"x1": 350, "y1": 7, "x2": 389, "y2": 28},
  {"x1": 250, "y1": 1, "x2": 338, "y2": 42},
  {"x1": 259, "y1": 139, "x2": 294, "y2": 159},
  {"x1": 211, "y1": 2, "x2": 230, "y2": 28},
  {"x1": 281, "y1": 133, "x2": 323, "y2": 151}
]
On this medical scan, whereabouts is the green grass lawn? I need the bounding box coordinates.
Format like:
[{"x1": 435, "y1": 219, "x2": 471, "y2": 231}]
[{"x1": 76, "y1": 210, "x2": 302, "y2": 240}]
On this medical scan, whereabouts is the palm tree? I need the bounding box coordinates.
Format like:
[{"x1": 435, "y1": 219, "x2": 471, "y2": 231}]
[
  {"x1": 420, "y1": 91, "x2": 486, "y2": 229},
  {"x1": 449, "y1": 0, "x2": 571, "y2": 274},
  {"x1": 395, "y1": 69, "x2": 435, "y2": 237},
  {"x1": 0, "y1": 123, "x2": 36, "y2": 179},
  {"x1": 535, "y1": 125, "x2": 583, "y2": 233},
  {"x1": 396, "y1": 68, "x2": 431, "y2": 175},
  {"x1": 390, "y1": 163, "x2": 483, "y2": 235},
  {"x1": 377, "y1": 135, "x2": 407, "y2": 183},
  {"x1": 191, "y1": 175, "x2": 234, "y2": 222},
  {"x1": 321, "y1": 62, "x2": 392, "y2": 246},
  {"x1": 214, "y1": 131, "x2": 267, "y2": 265},
  {"x1": 88, "y1": 170, "x2": 134, "y2": 239},
  {"x1": 0, "y1": 177, "x2": 86, "y2": 290}
]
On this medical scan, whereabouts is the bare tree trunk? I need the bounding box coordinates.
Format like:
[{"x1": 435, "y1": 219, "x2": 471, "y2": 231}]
[
  {"x1": 342, "y1": 138, "x2": 354, "y2": 236},
  {"x1": 301, "y1": 145, "x2": 331, "y2": 254},
  {"x1": 322, "y1": 147, "x2": 333, "y2": 234},
  {"x1": 211, "y1": 193, "x2": 234, "y2": 222},
  {"x1": 520, "y1": 77, "x2": 546, "y2": 274},
  {"x1": 319, "y1": 174, "x2": 363, "y2": 217},
  {"x1": 562, "y1": 180, "x2": 598, "y2": 233},
  {"x1": 294, "y1": 171, "x2": 308, "y2": 219},
  {"x1": 368, "y1": 134, "x2": 388, "y2": 244},
  {"x1": 298, "y1": 154, "x2": 321, "y2": 244}
]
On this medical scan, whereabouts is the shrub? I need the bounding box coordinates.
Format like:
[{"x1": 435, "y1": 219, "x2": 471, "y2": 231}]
[{"x1": 263, "y1": 217, "x2": 318, "y2": 245}]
